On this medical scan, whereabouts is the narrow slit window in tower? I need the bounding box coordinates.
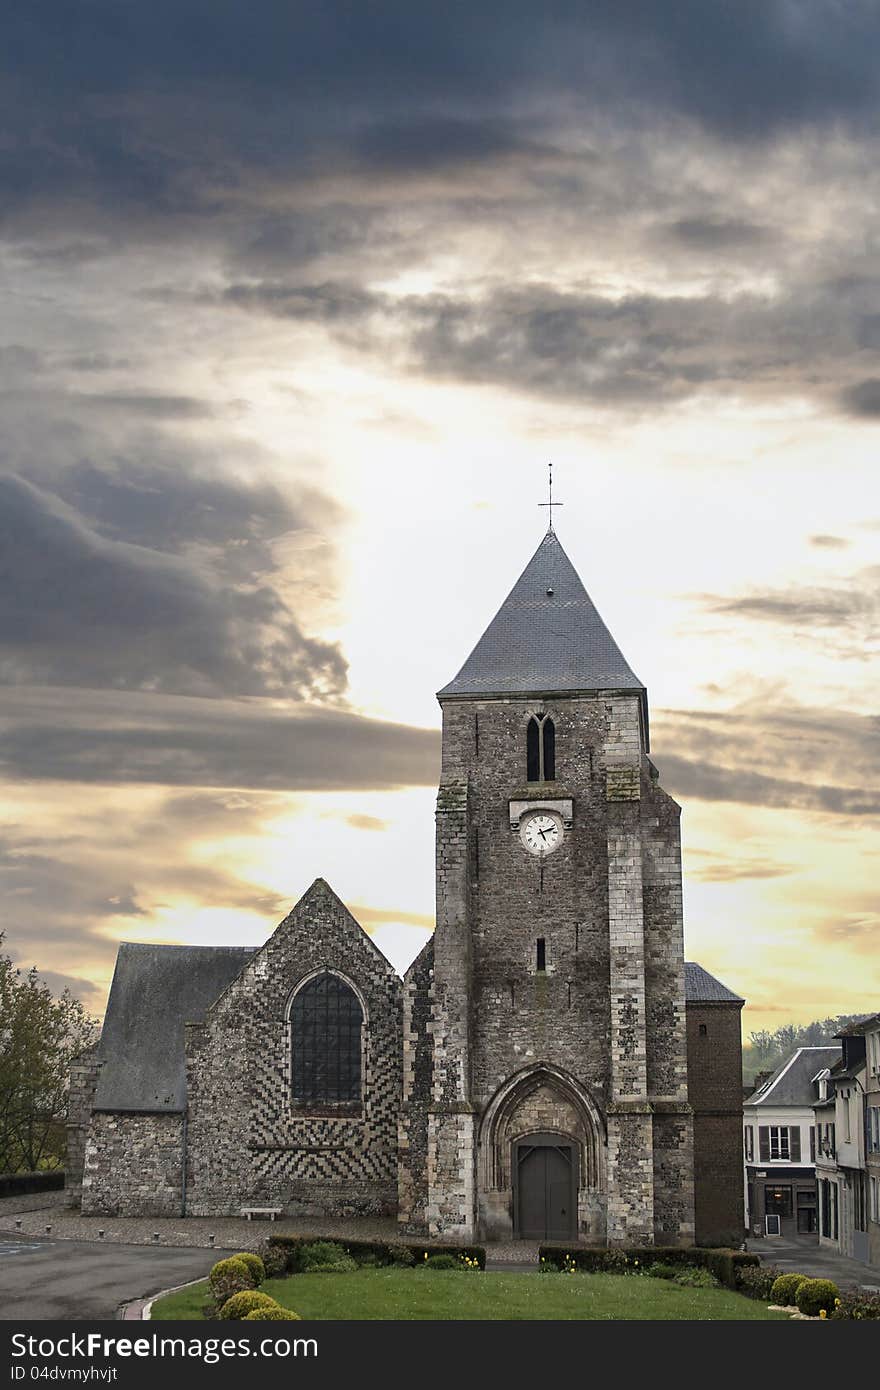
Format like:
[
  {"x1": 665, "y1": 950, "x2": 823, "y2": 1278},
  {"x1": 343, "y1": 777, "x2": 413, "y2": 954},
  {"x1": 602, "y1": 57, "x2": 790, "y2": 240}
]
[{"x1": 536, "y1": 938, "x2": 546, "y2": 972}]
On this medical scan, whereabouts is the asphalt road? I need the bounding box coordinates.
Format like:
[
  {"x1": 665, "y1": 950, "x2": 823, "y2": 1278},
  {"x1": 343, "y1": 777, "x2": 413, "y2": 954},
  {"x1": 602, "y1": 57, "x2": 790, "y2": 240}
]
[{"x1": 0, "y1": 1234, "x2": 229, "y2": 1321}]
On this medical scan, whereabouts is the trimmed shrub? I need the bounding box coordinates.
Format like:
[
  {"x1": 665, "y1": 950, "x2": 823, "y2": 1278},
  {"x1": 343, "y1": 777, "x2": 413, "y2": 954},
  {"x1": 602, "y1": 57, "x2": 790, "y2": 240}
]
[
  {"x1": 795, "y1": 1278, "x2": 839, "y2": 1318},
  {"x1": 244, "y1": 1305, "x2": 302, "y2": 1320},
  {"x1": 232, "y1": 1252, "x2": 265, "y2": 1287},
  {"x1": 421, "y1": 1254, "x2": 459, "y2": 1270},
  {"x1": 673, "y1": 1267, "x2": 719, "y2": 1289},
  {"x1": 770, "y1": 1273, "x2": 808, "y2": 1306},
  {"x1": 701, "y1": 1248, "x2": 759, "y2": 1289},
  {"x1": 646, "y1": 1263, "x2": 677, "y2": 1280},
  {"x1": 255, "y1": 1240, "x2": 289, "y2": 1279},
  {"x1": 736, "y1": 1264, "x2": 782, "y2": 1301},
  {"x1": 268, "y1": 1235, "x2": 486, "y2": 1271},
  {"x1": 298, "y1": 1241, "x2": 349, "y2": 1270},
  {"x1": 209, "y1": 1256, "x2": 255, "y2": 1290},
  {"x1": 386, "y1": 1244, "x2": 416, "y2": 1268},
  {"x1": 218, "y1": 1291, "x2": 279, "y2": 1321},
  {"x1": 314, "y1": 1257, "x2": 358, "y2": 1273},
  {"x1": 0, "y1": 1171, "x2": 65, "y2": 1199},
  {"x1": 830, "y1": 1290, "x2": 880, "y2": 1320}
]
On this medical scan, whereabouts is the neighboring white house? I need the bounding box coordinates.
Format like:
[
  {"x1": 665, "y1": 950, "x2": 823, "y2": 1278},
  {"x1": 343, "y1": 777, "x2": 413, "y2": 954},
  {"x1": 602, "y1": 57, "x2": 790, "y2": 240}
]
[
  {"x1": 815, "y1": 1016, "x2": 880, "y2": 1269},
  {"x1": 744, "y1": 1046, "x2": 839, "y2": 1240}
]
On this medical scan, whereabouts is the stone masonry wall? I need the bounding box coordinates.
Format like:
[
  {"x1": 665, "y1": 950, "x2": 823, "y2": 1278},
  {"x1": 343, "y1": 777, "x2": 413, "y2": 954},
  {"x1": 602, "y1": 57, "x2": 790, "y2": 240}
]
[
  {"x1": 641, "y1": 765, "x2": 694, "y2": 1243},
  {"x1": 81, "y1": 1112, "x2": 183, "y2": 1217},
  {"x1": 185, "y1": 879, "x2": 402, "y2": 1218},
  {"x1": 428, "y1": 777, "x2": 477, "y2": 1237},
  {"x1": 65, "y1": 1047, "x2": 102, "y2": 1207},
  {"x1": 397, "y1": 938, "x2": 434, "y2": 1232}
]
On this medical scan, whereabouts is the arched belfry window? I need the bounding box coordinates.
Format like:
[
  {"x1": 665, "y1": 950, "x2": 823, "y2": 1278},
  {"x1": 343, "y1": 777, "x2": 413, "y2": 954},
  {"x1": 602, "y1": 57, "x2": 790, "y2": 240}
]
[
  {"x1": 526, "y1": 715, "x2": 555, "y2": 782},
  {"x1": 290, "y1": 972, "x2": 363, "y2": 1109}
]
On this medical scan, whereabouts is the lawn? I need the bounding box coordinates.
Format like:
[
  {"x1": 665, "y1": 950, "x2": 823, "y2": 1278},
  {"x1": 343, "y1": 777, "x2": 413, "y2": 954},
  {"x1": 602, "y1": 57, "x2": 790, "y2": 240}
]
[{"x1": 151, "y1": 1269, "x2": 788, "y2": 1321}]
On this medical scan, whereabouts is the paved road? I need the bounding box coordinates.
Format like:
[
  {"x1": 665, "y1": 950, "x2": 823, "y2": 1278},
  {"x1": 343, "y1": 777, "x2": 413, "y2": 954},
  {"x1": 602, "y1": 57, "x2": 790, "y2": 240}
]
[
  {"x1": 0, "y1": 1234, "x2": 230, "y2": 1321},
  {"x1": 747, "y1": 1235, "x2": 880, "y2": 1290}
]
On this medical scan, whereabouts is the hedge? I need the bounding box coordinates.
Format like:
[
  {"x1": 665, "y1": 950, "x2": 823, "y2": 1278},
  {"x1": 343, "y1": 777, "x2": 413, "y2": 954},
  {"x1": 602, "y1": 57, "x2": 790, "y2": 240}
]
[
  {"x1": 538, "y1": 1245, "x2": 759, "y2": 1290},
  {"x1": 268, "y1": 1235, "x2": 486, "y2": 1271},
  {"x1": 0, "y1": 1171, "x2": 65, "y2": 1199}
]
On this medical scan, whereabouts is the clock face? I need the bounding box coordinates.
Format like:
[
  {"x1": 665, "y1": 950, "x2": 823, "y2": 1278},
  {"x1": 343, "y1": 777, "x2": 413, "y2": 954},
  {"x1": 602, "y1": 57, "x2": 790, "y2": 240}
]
[{"x1": 520, "y1": 811, "x2": 562, "y2": 856}]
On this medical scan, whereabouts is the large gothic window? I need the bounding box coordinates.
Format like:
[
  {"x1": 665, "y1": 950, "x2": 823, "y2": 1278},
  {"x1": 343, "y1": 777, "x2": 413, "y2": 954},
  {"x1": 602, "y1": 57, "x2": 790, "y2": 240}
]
[
  {"x1": 290, "y1": 972, "x2": 363, "y2": 1109},
  {"x1": 526, "y1": 715, "x2": 555, "y2": 782}
]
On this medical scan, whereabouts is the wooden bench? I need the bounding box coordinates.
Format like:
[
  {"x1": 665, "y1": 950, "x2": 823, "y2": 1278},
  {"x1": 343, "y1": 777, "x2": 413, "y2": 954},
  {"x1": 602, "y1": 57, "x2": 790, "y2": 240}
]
[{"x1": 240, "y1": 1207, "x2": 282, "y2": 1221}]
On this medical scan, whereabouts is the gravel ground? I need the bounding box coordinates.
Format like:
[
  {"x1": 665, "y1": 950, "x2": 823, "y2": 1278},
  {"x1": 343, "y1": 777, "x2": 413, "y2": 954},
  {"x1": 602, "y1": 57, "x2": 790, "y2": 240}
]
[{"x1": 0, "y1": 1193, "x2": 541, "y2": 1262}]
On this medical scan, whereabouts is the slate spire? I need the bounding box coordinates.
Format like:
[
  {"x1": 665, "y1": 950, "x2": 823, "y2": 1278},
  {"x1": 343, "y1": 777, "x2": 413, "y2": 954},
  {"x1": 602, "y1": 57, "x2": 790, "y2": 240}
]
[{"x1": 438, "y1": 529, "x2": 645, "y2": 701}]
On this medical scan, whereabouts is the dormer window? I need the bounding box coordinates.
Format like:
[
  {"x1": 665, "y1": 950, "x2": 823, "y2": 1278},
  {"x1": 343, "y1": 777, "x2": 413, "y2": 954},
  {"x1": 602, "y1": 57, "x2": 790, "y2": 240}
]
[{"x1": 526, "y1": 715, "x2": 555, "y2": 782}]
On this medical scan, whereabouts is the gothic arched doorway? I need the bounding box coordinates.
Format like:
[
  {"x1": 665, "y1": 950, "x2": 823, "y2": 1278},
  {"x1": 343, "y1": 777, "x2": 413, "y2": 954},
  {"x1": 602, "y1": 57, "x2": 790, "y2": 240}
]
[{"x1": 477, "y1": 1063, "x2": 606, "y2": 1242}]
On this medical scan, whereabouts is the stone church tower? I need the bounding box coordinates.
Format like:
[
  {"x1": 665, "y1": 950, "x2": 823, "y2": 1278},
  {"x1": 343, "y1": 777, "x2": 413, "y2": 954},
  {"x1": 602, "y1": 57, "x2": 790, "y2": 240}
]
[{"x1": 398, "y1": 528, "x2": 695, "y2": 1244}]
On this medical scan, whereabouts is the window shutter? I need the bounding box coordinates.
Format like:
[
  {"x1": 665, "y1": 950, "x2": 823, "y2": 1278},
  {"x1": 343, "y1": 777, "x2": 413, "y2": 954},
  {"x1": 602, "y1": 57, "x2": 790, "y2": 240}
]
[
  {"x1": 759, "y1": 1126, "x2": 770, "y2": 1162},
  {"x1": 790, "y1": 1127, "x2": 801, "y2": 1162},
  {"x1": 810, "y1": 1126, "x2": 816, "y2": 1162}
]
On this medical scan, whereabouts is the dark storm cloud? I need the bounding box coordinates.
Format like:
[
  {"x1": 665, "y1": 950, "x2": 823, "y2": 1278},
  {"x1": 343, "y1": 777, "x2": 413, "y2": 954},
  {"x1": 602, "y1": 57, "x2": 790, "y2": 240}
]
[
  {"x1": 72, "y1": 392, "x2": 221, "y2": 420},
  {"x1": 656, "y1": 753, "x2": 880, "y2": 817},
  {"x1": 840, "y1": 378, "x2": 880, "y2": 418},
  {"x1": 652, "y1": 702, "x2": 880, "y2": 817},
  {"x1": 693, "y1": 566, "x2": 879, "y2": 645},
  {"x1": 663, "y1": 217, "x2": 772, "y2": 250},
  {"x1": 0, "y1": 687, "x2": 440, "y2": 790},
  {"x1": 2, "y1": 3, "x2": 880, "y2": 241},
  {"x1": 211, "y1": 273, "x2": 880, "y2": 413},
  {"x1": 0, "y1": 474, "x2": 346, "y2": 698}
]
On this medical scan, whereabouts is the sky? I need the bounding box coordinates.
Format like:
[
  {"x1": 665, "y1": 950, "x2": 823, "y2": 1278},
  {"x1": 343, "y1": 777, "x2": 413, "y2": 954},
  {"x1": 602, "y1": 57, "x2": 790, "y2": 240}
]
[{"x1": 1, "y1": 2, "x2": 878, "y2": 1037}]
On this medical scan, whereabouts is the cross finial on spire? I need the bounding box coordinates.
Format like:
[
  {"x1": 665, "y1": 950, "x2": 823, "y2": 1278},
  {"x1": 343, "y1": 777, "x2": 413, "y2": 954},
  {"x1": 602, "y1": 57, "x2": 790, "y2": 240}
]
[{"x1": 538, "y1": 461, "x2": 563, "y2": 532}]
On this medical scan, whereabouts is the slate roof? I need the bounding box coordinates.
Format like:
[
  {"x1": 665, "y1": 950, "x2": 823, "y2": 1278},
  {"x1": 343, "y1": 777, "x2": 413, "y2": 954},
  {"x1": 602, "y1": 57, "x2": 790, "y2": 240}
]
[
  {"x1": 438, "y1": 529, "x2": 645, "y2": 701},
  {"x1": 93, "y1": 943, "x2": 256, "y2": 1112},
  {"x1": 684, "y1": 962, "x2": 744, "y2": 1004},
  {"x1": 743, "y1": 1046, "x2": 840, "y2": 1108}
]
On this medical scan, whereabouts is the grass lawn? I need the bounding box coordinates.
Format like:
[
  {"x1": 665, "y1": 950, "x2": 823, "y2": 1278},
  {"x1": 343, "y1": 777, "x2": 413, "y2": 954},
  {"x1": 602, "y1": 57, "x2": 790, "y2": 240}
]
[{"x1": 151, "y1": 1269, "x2": 788, "y2": 1321}]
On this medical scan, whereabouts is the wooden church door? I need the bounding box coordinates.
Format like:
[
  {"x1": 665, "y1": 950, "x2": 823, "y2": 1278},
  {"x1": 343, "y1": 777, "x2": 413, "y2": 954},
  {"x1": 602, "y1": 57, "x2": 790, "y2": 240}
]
[{"x1": 515, "y1": 1135, "x2": 577, "y2": 1240}]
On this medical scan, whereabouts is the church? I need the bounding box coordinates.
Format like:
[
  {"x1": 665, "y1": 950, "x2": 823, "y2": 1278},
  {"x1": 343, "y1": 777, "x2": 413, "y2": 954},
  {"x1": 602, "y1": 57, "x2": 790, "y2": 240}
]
[{"x1": 67, "y1": 527, "x2": 745, "y2": 1247}]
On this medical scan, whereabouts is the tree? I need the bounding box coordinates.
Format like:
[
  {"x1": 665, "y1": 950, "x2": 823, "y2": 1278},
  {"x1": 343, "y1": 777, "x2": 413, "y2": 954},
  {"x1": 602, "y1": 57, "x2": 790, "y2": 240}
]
[
  {"x1": 742, "y1": 1012, "x2": 870, "y2": 1085},
  {"x1": 0, "y1": 934, "x2": 100, "y2": 1173}
]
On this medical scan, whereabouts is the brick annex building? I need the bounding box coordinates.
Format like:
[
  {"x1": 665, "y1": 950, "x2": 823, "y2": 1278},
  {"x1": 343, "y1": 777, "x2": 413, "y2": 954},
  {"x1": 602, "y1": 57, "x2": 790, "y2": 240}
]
[{"x1": 68, "y1": 529, "x2": 745, "y2": 1246}]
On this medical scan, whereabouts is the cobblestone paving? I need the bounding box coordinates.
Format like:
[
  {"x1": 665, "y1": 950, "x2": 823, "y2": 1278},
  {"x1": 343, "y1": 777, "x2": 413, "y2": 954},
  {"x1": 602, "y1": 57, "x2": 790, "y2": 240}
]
[{"x1": 0, "y1": 1194, "x2": 541, "y2": 1262}]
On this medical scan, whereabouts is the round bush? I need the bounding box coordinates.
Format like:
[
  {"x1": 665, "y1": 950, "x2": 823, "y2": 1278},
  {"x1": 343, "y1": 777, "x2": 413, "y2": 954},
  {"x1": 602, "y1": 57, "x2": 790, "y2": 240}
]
[
  {"x1": 770, "y1": 1273, "x2": 808, "y2": 1306},
  {"x1": 210, "y1": 1256, "x2": 255, "y2": 1290},
  {"x1": 646, "y1": 1263, "x2": 677, "y2": 1280},
  {"x1": 244, "y1": 1305, "x2": 302, "y2": 1320},
  {"x1": 795, "y1": 1278, "x2": 840, "y2": 1317},
  {"x1": 218, "y1": 1291, "x2": 280, "y2": 1321},
  {"x1": 421, "y1": 1254, "x2": 459, "y2": 1270},
  {"x1": 231, "y1": 1252, "x2": 265, "y2": 1286}
]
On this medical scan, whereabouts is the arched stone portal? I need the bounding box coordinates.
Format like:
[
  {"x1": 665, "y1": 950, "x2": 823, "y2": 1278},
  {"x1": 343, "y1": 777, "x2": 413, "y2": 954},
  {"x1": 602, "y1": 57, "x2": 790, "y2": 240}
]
[{"x1": 477, "y1": 1064, "x2": 607, "y2": 1242}]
